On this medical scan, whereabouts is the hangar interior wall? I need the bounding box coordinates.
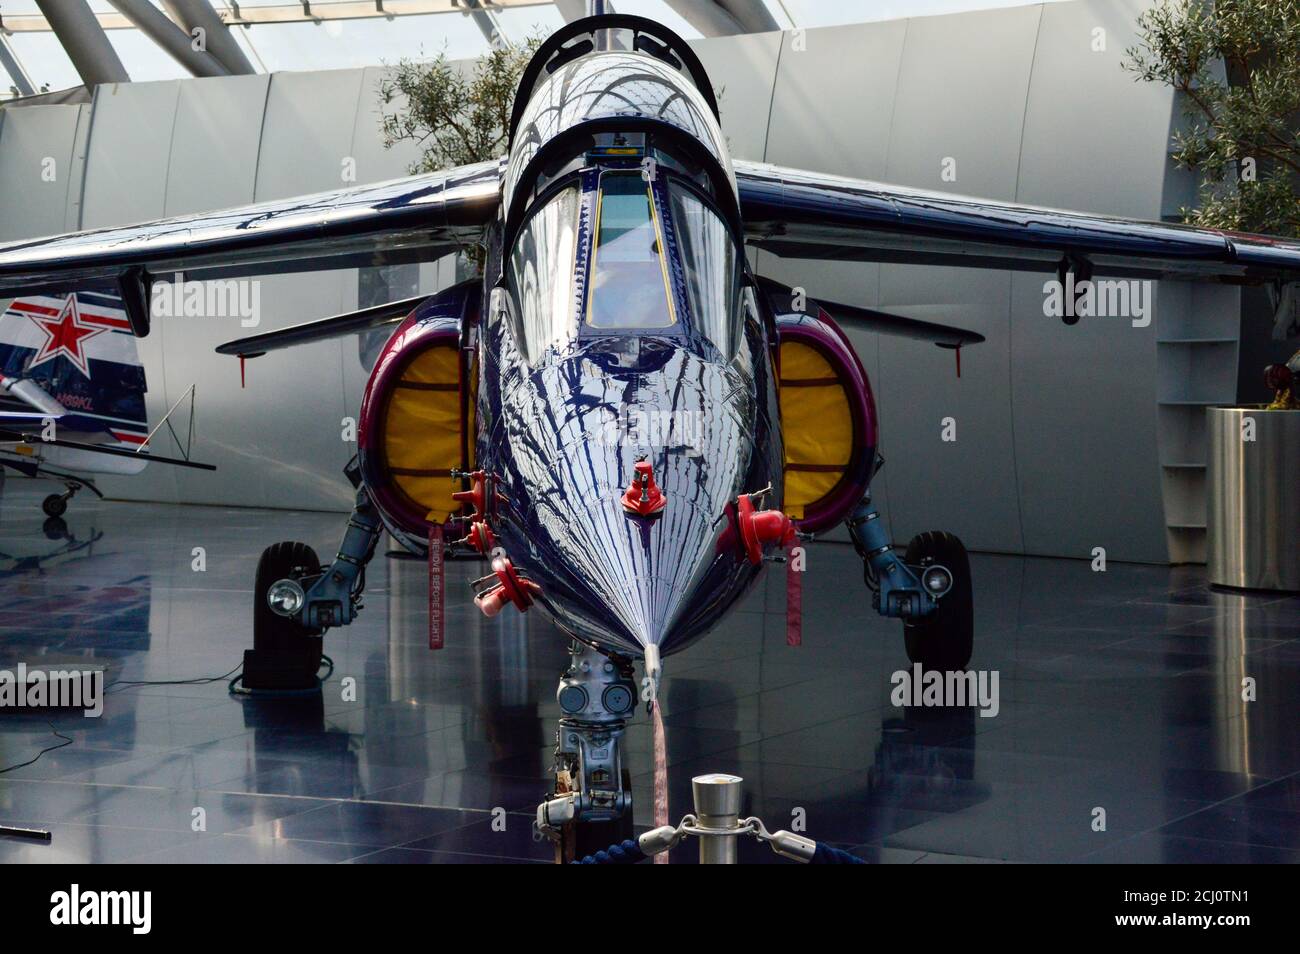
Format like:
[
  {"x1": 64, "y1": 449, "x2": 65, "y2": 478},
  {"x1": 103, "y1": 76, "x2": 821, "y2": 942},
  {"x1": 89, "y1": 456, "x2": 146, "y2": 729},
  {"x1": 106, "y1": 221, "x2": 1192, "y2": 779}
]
[{"x1": 0, "y1": 0, "x2": 1240, "y2": 563}]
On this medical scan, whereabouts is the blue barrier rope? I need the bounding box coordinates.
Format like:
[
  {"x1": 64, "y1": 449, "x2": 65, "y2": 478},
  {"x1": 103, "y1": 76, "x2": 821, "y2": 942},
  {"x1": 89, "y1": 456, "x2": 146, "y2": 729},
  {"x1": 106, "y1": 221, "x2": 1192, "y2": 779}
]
[
  {"x1": 810, "y1": 842, "x2": 866, "y2": 864},
  {"x1": 570, "y1": 836, "x2": 864, "y2": 864},
  {"x1": 571, "y1": 838, "x2": 646, "y2": 864}
]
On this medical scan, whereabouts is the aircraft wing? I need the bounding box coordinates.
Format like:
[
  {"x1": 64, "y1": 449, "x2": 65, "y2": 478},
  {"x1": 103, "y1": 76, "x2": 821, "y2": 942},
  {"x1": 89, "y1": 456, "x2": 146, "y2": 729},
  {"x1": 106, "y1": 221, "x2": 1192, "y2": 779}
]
[
  {"x1": 735, "y1": 159, "x2": 1300, "y2": 337},
  {"x1": 0, "y1": 160, "x2": 501, "y2": 335}
]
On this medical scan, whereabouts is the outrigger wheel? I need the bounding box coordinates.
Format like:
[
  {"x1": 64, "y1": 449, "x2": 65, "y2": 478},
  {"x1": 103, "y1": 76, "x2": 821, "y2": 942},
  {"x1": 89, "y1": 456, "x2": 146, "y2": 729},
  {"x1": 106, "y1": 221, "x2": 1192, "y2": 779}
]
[
  {"x1": 242, "y1": 541, "x2": 325, "y2": 692},
  {"x1": 42, "y1": 494, "x2": 67, "y2": 518},
  {"x1": 902, "y1": 531, "x2": 973, "y2": 671}
]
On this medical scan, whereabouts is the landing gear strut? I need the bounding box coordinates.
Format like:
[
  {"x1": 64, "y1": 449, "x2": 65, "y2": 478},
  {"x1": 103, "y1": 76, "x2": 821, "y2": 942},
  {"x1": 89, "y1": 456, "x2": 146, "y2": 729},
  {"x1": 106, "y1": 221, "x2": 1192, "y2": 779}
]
[
  {"x1": 536, "y1": 640, "x2": 637, "y2": 862},
  {"x1": 846, "y1": 489, "x2": 974, "y2": 671}
]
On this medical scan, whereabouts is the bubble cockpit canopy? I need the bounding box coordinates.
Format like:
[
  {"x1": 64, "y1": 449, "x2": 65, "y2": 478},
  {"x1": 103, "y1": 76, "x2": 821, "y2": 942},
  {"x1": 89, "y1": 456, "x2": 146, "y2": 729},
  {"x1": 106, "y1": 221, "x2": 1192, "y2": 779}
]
[{"x1": 504, "y1": 133, "x2": 744, "y2": 365}]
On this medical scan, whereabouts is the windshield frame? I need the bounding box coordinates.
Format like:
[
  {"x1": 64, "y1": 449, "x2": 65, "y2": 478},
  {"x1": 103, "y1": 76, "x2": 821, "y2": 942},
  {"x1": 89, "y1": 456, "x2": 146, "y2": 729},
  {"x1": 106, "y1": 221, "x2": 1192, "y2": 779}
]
[{"x1": 583, "y1": 167, "x2": 679, "y2": 333}]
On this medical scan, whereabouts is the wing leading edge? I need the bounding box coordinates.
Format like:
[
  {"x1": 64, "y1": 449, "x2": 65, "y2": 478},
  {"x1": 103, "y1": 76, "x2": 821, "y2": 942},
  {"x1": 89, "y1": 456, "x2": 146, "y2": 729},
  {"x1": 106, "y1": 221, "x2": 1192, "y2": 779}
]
[
  {"x1": 0, "y1": 161, "x2": 502, "y2": 335},
  {"x1": 736, "y1": 159, "x2": 1300, "y2": 337}
]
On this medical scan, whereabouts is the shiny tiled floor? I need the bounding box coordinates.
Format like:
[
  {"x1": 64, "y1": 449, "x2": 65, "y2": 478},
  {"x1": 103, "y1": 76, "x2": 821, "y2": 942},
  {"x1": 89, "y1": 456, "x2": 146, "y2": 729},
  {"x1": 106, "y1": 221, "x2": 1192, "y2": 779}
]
[{"x1": 1, "y1": 478, "x2": 1298, "y2": 864}]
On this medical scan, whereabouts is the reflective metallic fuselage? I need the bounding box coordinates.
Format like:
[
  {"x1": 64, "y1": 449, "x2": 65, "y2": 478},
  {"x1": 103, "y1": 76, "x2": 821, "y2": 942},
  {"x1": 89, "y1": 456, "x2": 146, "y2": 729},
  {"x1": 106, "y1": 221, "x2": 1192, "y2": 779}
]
[
  {"x1": 478, "y1": 295, "x2": 782, "y2": 658},
  {"x1": 476, "y1": 49, "x2": 782, "y2": 658}
]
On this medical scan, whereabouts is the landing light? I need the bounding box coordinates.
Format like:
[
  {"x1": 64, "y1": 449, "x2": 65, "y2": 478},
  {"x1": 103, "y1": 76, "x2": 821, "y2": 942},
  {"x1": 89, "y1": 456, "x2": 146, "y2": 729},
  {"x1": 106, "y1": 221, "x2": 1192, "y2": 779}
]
[
  {"x1": 267, "y1": 578, "x2": 306, "y2": 617},
  {"x1": 923, "y1": 566, "x2": 953, "y2": 597}
]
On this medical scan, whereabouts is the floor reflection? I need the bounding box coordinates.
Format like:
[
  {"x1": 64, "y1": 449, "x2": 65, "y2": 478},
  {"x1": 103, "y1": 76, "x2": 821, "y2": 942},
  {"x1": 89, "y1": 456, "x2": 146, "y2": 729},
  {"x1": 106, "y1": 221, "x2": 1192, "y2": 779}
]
[{"x1": 0, "y1": 479, "x2": 1297, "y2": 863}]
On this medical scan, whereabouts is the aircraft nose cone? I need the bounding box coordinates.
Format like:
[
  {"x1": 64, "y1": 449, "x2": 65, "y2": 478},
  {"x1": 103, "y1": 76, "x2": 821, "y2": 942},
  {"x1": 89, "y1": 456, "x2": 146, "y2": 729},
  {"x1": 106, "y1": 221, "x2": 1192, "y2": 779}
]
[
  {"x1": 563, "y1": 451, "x2": 730, "y2": 654},
  {"x1": 492, "y1": 339, "x2": 773, "y2": 657}
]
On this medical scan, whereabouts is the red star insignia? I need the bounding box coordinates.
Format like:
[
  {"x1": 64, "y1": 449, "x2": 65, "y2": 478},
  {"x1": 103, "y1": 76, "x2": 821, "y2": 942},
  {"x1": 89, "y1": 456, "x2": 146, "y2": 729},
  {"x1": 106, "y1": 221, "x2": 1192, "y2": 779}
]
[{"x1": 28, "y1": 294, "x2": 107, "y2": 378}]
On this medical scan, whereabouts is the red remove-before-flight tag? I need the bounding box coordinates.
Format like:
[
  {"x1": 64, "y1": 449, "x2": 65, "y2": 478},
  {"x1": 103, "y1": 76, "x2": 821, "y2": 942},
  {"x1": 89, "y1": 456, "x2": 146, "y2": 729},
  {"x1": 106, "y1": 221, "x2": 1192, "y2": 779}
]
[
  {"x1": 786, "y1": 553, "x2": 802, "y2": 647},
  {"x1": 428, "y1": 524, "x2": 445, "y2": 650}
]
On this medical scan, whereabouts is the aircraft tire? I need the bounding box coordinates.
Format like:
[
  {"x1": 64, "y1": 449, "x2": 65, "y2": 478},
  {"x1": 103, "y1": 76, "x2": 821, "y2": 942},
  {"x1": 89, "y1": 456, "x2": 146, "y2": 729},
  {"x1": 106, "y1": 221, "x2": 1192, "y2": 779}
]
[
  {"x1": 42, "y1": 494, "x2": 67, "y2": 517},
  {"x1": 254, "y1": 541, "x2": 324, "y2": 647},
  {"x1": 902, "y1": 531, "x2": 973, "y2": 672}
]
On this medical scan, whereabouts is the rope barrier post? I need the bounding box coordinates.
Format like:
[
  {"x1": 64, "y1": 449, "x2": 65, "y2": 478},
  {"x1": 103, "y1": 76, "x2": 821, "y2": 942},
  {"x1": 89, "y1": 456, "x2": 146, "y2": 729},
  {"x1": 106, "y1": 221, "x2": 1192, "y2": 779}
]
[{"x1": 692, "y1": 773, "x2": 743, "y2": 864}]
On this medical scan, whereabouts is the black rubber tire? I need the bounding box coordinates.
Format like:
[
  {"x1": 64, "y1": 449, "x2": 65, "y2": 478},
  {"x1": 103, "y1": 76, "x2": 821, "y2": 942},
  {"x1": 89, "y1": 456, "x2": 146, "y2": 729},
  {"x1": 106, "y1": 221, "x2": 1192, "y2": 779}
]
[
  {"x1": 253, "y1": 541, "x2": 324, "y2": 650},
  {"x1": 42, "y1": 494, "x2": 67, "y2": 518},
  {"x1": 902, "y1": 531, "x2": 973, "y2": 672}
]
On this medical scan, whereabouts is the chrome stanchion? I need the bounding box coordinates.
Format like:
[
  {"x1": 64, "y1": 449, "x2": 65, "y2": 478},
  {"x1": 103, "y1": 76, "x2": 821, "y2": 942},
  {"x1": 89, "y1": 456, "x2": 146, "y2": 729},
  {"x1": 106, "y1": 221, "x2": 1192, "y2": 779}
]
[{"x1": 692, "y1": 773, "x2": 743, "y2": 864}]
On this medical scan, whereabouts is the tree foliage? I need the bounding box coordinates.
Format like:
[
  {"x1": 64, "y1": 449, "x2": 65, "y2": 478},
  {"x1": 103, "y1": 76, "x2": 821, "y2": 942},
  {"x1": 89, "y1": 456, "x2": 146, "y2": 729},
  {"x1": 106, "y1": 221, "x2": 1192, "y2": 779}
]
[
  {"x1": 1125, "y1": 0, "x2": 1300, "y2": 237},
  {"x1": 378, "y1": 38, "x2": 541, "y2": 174}
]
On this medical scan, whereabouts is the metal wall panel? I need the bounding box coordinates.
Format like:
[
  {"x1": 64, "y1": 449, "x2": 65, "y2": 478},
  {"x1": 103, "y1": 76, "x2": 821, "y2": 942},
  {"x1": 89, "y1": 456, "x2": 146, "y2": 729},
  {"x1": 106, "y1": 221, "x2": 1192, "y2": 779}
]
[
  {"x1": 234, "y1": 70, "x2": 372, "y2": 511},
  {"x1": 148, "y1": 74, "x2": 274, "y2": 510},
  {"x1": 875, "y1": 6, "x2": 1042, "y2": 555},
  {"x1": 77, "y1": 80, "x2": 184, "y2": 507},
  {"x1": 690, "y1": 31, "x2": 782, "y2": 162},
  {"x1": 760, "y1": 19, "x2": 908, "y2": 543},
  {"x1": 0, "y1": 103, "x2": 85, "y2": 241},
  {"x1": 1011, "y1": 0, "x2": 1173, "y2": 562}
]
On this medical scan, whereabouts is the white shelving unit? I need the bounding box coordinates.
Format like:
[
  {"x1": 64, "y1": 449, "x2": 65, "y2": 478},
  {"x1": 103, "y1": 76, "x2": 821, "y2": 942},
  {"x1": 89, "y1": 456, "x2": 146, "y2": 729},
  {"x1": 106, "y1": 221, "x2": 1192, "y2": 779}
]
[{"x1": 1154, "y1": 283, "x2": 1241, "y2": 563}]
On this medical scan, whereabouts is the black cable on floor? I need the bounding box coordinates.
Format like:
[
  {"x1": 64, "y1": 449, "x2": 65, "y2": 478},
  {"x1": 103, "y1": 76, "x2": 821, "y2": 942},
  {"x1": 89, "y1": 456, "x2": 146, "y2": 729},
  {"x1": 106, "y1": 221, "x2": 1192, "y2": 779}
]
[
  {"x1": 105, "y1": 663, "x2": 244, "y2": 694},
  {"x1": 0, "y1": 722, "x2": 74, "y2": 775}
]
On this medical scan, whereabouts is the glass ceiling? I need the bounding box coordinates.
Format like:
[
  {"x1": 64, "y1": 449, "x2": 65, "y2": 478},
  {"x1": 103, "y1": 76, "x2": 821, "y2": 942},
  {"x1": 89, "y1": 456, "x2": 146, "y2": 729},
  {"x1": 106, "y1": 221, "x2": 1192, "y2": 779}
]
[{"x1": 0, "y1": 0, "x2": 1066, "y2": 100}]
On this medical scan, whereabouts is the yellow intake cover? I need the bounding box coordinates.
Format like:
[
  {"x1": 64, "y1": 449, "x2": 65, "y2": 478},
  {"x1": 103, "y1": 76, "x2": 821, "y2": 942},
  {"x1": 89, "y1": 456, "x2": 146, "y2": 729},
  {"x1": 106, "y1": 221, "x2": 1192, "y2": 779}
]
[
  {"x1": 779, "y1": 339, "x2": 854, "y2": 519},
  {"x1": 381, "y1": 342, "x2": 474, "y2": 523}
]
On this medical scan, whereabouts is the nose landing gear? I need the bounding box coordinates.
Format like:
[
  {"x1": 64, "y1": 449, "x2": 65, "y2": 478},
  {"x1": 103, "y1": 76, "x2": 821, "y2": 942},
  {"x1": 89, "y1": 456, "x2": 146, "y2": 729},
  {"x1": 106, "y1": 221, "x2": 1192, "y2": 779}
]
[{"x1": 537, "y1": 641, "x2": 638, "y2": 862}]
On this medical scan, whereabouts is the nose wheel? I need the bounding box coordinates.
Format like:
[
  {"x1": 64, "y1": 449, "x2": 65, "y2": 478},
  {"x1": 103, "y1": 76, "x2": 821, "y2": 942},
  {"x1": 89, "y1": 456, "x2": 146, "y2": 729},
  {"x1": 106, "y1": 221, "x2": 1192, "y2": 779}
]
[{"x1": 547, "y1": 767, "x2": 636, "y2": 862}]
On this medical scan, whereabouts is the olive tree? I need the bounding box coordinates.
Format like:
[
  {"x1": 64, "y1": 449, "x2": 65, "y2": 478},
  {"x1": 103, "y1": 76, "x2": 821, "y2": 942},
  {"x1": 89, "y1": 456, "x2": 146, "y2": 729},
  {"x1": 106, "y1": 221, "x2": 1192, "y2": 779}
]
[{"x1": 1125, "y1": 0, "x2": 1300, "y2": 237}]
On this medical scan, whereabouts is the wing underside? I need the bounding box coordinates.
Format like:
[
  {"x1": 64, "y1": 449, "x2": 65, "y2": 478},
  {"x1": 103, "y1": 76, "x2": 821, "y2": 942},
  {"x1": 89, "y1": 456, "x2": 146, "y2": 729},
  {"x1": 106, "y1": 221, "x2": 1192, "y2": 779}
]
[
  {"x1": 0, "y1": 161, "x2": 502, "y2": 313},
  {"x1": 736, "y1": 159, "x2": 1300, "y2": 284}
]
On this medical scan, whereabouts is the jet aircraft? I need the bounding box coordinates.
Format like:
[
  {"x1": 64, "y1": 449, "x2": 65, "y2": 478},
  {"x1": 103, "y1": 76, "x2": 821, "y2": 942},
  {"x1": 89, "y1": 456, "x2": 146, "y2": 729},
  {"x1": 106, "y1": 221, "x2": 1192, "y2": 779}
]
[{"x1": 1, "y1": 14, "x2": 1297, "y2": 857}]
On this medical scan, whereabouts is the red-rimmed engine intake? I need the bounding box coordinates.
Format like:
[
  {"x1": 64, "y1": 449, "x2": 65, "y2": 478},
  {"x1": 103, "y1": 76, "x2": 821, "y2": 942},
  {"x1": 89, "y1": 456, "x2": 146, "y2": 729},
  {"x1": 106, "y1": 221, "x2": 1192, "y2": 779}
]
[
  {"x1": 775, "y1": 306, "x2": 878, "y2": 533},
  {"x1": 356, "y1": 281, "x2": 480, "y2": 552}
]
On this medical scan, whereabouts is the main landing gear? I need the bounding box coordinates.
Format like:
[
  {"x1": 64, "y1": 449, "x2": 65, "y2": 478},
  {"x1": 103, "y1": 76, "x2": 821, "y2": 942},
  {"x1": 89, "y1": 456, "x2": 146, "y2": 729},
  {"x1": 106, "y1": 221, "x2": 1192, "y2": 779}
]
[
  {"x1": 536, "y1": 640, "x2": 638, "y2": 863},
  {"x1": 846, "y1": 489, "x2": 974, "y2": 671},
  {"x1": 244, "y1": 462, "x2": 384, "y2": 692}
]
